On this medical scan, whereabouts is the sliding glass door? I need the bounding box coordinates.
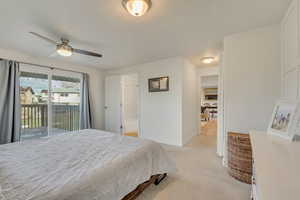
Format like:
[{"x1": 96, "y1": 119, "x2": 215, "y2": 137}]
[
  {"x1": 19, "y1": 64, "x2": 82, "y2": 140},
  {"x1": 20, "y1": 71, "x2": 49, "y2": 140},
  {"x1": 51, "y1": 75, "x2": 81, "y2": 135}
]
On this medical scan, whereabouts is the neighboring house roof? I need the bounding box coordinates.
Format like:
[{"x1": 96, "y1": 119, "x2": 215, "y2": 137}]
[
  {"x1": 41, "y1": 90, "x2": 48, "y2": 94},
  {"x1": 20, "y1": 87, "x2": 35, "y2": 95},
  {"x1": 52, "y1": 88, "x2": 80, "y2": 94}
]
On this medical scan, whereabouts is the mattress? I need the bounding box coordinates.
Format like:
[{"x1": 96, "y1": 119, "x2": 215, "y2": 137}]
[{"x1": 0, "y1": 129, "x2": 175, "y2": 200}]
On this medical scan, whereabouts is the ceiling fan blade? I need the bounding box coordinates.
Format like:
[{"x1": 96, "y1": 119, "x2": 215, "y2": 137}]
[
  {"x1": 29, "y1": 32, "x2": 58, "y2": 45},
  {"x1": 73, "y1": 48, "x2": 103, "y2": 58}
]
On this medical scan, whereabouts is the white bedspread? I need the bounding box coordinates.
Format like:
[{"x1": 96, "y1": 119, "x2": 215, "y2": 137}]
[{"x1": 0, "y1": 129, "x2": 175, "y2": 200}]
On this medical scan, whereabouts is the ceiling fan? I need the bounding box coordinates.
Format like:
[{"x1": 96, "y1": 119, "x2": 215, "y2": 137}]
[{"x1": 29, "y1": 32, "x2": 103, "y2": 58}]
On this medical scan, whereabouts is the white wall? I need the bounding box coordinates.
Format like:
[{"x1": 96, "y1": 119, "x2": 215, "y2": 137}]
[
  {"x1": 198, "y1": 66, "x2": 219, "y2": 77},
  {"x1": 138, "y1": 58, "x2": 183, "y2": 146},
  {"x1": 106, "y1": 57, "x2": 198, "y2": 146},
  {"x1": 182, "y1": 60, "x2": 198, "y2": 145},
  {"x1": 201, "y1": 75, "x2": 219, "y2": 88},
  {"x1": 223, "y1": 25, "x2": 281, "y2": 134},
  {"x1": 0, "y1": 48, "x2": 105, "y2": 129},
  {"x1": 281, "y1": 0, "x2": 299, "y2": 100}
]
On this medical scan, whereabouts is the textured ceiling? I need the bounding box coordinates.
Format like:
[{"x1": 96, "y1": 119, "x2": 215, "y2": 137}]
[{"x1": 0, "y1": 0, "x2": 291, "y2": 69}]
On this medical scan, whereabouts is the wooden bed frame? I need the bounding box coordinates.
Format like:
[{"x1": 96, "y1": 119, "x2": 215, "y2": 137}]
[{"x1": 122, "y1": 173, "x2": 167, "y2": 200}]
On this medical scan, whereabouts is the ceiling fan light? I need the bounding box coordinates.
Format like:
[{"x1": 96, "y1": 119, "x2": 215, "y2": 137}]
[
  {"x1": 202, "y1": 57, "x2": 215, "y2": 64},
  {"x1": 56, "y1": 44, "x2": 73, "y2": 57},
  {"x1": 122, "y1": 0, "x2": 151, "y2": 17}
]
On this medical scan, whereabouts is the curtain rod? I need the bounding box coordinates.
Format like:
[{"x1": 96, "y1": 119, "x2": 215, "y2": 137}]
[{"x1": 0, "y1": 58, "x2": 87, "y2": 75}]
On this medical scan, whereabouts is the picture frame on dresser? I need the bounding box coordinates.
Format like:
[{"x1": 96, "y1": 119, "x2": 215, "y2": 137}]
[{"x1": 267, "y1": 100, "x2": 300, "y2": 141}]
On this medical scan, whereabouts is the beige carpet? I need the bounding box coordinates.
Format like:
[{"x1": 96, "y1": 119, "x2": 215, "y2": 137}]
[{"x1": 136, "y1": 135, "x2": 251, "y2": 200}]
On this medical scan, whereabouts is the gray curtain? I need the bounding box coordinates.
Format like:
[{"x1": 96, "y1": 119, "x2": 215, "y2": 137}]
[
  {"x1": 0, "y1": 60, "x2": 21, "y2": 144},
  {"x1": 80, "y1": 73, "x2": 92, "y2": 129}
]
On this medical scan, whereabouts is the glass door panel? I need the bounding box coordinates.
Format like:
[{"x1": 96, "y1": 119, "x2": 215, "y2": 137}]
[
  {"x1": 20, "y1": 72, "x2": 49, "y2": 140},
  {"x1": 51, "y1": 75, "x2": 81, "y2": 135}
]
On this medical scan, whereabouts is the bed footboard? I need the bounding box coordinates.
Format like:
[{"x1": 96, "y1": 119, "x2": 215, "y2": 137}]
[{"x1": 122, "y1": 173, "x2": 167, "y2": 200}]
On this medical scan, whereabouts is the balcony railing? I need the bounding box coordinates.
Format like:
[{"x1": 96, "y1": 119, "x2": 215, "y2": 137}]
[{"x1": 21, "y1": 104, "x2": 80, "y2": 139}]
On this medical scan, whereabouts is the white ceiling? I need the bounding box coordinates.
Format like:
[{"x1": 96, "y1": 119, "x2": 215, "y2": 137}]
[{"x1": 0, "y1": 0, "x2": 291, "y2": 69}]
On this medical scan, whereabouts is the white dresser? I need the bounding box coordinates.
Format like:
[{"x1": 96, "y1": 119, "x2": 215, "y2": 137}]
[{"x1": 250, "y1": 131, "x2": 300, "y2": 200}]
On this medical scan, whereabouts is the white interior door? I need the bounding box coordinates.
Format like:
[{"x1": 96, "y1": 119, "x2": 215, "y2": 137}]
[{"x1": 105, "y1": 75, "x2": 122, "y2": 134}]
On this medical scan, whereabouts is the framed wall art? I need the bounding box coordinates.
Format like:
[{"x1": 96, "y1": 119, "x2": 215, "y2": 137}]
[{"x1": 148, "y1": 77, "x2": 169, "y2": 92}]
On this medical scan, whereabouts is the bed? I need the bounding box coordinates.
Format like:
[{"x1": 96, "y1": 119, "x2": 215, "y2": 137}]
[{"x1": 0, "y1": 129, "x2": 175, "y2": 200}]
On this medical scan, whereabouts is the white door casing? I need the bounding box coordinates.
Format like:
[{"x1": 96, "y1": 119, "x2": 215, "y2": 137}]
[{"x1": 217, "y1": 54, "x2": 225, "y2": 158}]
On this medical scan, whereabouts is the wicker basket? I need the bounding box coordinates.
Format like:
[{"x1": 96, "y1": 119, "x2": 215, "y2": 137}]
[{"x1": 227, "y1": 132, "x2": 253, "y2": 184}]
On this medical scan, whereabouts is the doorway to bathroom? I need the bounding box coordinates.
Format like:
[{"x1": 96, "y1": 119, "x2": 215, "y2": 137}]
[{"x1": 121, "y1": 73, "x2": 139, "y2": 137}]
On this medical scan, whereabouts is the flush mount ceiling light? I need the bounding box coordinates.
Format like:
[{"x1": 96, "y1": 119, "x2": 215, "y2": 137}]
[
  {"x1": 201, "y1": 57, "x2": 215, "y2": 64},
  {"x1": 122, "y1": 0, "x2": 152, "y2": 17}
]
